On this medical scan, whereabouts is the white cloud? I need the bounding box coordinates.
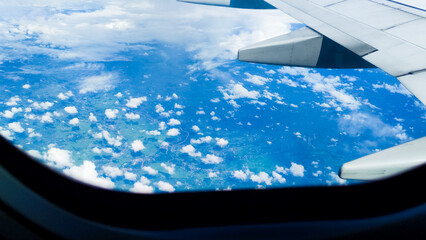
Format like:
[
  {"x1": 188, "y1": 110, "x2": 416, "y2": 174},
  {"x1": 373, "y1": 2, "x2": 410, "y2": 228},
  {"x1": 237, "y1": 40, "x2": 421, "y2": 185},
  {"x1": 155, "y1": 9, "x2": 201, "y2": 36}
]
[
  {"x1": 0, "y1": 0, "x2": 293, "y2": 72},
  {"x1": 0, "y1": 127, "x2": 13, "y2": 140},
  {"x1": 275, "y1": 166, "x2": 287, "y2": 175},
  {"x1": 160, "y1": 141, "x2": 170, "y2": 149},
  {"x1": 130, "y1": 177, "x2": 154, "y2": 194},
  {"x1": 125, "y1": 113, "x2": 140, "y2": 120},
  {"x1": 27, "y1": 150, "x2": 42, "y2": 159},
  {"x1": 201, "y1": 154, "x2": 223, "y2": 164},
  {"x1": 180, "y1": 145, "x2": 202, "y2": 157},
  {"x1": 161, "y1": 163, "x2": 175, "y2": 175},
  {"x1": 289, "y1": 162, "x2": 305, "y2": 177},
  {"x1": 105, "y1": 109, "x2": 119, "y2": 119},
  {"x1": 272, "y1": 171, "x2": 286, "y2": 184},
  {"x1": 167, "y1": 118, "x2": 181, "y2": 126},
  {"x1": 58, "y1": 91, "x2": 74, "y2": 100},
  {"x1": 250, "y1": 172, "x2": 273, "y2": 185},
  {"x1": 44, "y1": 147, "x2": 73, "y2": 168},
  {"x1": 69, "y1": 118, "x2": 80, "y2": 125},
  {"x1": 158, "y1": 121, "x2": 166, "y2": 130},
  {"x1": 328, "y1": 172, "x2": 347, "y2": 185},
  {"x1": 2, "y1": 107, "x2": 22, "y2": 118},
  {"x1": 156, "y1": 181, "x2": 175, "y2": 193},
  {"x1": 338, "y1": 113, "x2": 409, "y2": 141},
  {"x1": 40, "y1": 112, "x2": 53, "y2": 123},
  {"x1": 142, "y1": 166, "x2": 158, "y2": 175},
  {"x1": 279, "y1": 67, "x2": 362, "y2": 110},
  {"x1": 94, "y1": 130, "x2": 123, "y2": 147},
  {"x1": 215, "y1": 138, "x2": 228, "y2": 148},
  {"x1": 146, "y1": 130, "x2": 161, "y2": 136},
  {"x1": 174, "y1": 103, "x2": 183, "y2": 109},
  {"x1": 32, "y1": 101, "x2": 54, "y2": 110},
  {"x1": 208, "y1": 171, "x2": 219, "y2": 178},
  {"x1": 131, "y1": 140, "x2": 145, "y2": 152},
  {"x1": 192, "y1": 125, "x2": 200, "y2": 132},
  {"x1": 63, "y1": 161, "x2": 115, "y2": 189},
  {"x1": 228, "y1": 99, "x2": 240, "y2": 108},
  {"x1": 124, "y1": 171, "x2": 137, "y2": 181},
  {"x1": 244, "y1": 73, "x2": 271, "y2": 86},
  {"x1": 222, "y1": 83, "x2": 260, "y2": 100},
  {"x1": 155, "y1": 104, "x2": 165, "y2": 113},
  {"x1": 372, "y1": 83, "x2": 412, "y2": 96},
  {"x1": 22, "y1": 84, "x2": 31, "y2": 89},
  {"x1": 5, "y1": 97, "x2": 21, "y2": 106},
  {"x1": 166, "y1": 128, "x2": 180, "y2": 136},
  {"x1": 89, "y1": 112, "x2": 97, "y2": 122},
  {"x1": 278, "y1": 76, "x2": 299, "y2": 87},
  {"x1": 64, "y1": 106, "x2": 78, "y2": 114},
  {"x1": 102, "y1": 165, "x2": 123, "y2": 178},
  {"x1": 233, "y1": 170, "x2": 248, "y2": 180},
  {"x1": 191, "y1": 136, "x2": 212, "y2": 144},
  {"x1": 79, "y1": 73, "x2": 117, "y2": 94},
  {"x1": 8, "y1": 122, "x2": 25, "y2": 133},
  {"x1": 126, "y1": 96, "x2": 147, "y2": 108}
]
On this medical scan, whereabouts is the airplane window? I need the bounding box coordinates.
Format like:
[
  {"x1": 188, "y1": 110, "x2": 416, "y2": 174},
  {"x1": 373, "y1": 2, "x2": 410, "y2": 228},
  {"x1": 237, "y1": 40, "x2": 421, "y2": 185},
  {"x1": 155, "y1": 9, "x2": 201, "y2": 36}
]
[{"x1": 1, "y1": 1, "x2": 425, "y2": 194}]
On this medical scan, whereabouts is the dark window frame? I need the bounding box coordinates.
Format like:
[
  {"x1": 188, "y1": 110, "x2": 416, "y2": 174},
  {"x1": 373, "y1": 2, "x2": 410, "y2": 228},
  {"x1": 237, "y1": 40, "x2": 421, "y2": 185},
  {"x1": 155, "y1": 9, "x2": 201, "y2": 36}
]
[{"x1": 0, "y1": 136, "x2": 424, "y2": 231}]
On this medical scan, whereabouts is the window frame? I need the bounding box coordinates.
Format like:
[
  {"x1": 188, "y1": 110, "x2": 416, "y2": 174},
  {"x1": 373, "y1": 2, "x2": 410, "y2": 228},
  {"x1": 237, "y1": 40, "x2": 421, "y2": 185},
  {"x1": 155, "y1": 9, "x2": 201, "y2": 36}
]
[{"x1": 0, "y1": 136, "x2": 424, "y2": 231}]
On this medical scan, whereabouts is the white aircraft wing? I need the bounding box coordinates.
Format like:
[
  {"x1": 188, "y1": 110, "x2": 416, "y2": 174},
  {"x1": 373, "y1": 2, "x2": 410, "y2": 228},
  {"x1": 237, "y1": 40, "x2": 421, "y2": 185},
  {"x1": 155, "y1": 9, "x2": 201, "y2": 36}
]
[
  {"x1": 264, "y1": 0, "x2": 426, "y2": 105},
  {"x1": 178, "y1": 0, "x2": 426, "y2": 181}
]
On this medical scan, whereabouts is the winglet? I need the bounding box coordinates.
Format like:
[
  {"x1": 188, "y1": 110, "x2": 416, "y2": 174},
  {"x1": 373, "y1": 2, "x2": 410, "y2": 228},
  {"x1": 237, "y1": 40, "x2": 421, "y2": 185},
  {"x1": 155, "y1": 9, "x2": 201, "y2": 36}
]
[{"x1": 340, "y1": 137, "x2": 426, "y2": 180}]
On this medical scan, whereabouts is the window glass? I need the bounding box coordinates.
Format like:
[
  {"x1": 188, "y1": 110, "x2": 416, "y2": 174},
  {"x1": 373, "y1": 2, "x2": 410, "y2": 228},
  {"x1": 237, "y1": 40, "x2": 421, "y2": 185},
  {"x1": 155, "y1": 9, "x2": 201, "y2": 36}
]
[{"x1": 1, "y1": 1, "x2": 424, "y2": 193}]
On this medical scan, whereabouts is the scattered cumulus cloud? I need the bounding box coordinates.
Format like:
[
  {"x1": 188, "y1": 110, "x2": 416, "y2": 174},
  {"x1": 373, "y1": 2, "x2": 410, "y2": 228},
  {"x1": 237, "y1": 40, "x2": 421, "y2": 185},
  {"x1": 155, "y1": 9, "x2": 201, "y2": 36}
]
[
  {"x1": 124, "y1": 171, "x2": 138, "y2": 181},
  {"x1": 222, "y1": 83, "x2": 260, "y2": 100},
  {"x1": 79, "y1": 73, "x2": 118, "y2": 94},
  {"x1": 167, "y1": 128, "x2": 180, "y2": 136},
  {"x1": 58, "y1": 91, "x2": 74, "y2": 100},
  {"x1": 69, "y1": 118, "x2": 80, "y2": 125},
  {"x1": 233, "y1": 170, "x2": 248, "y2": 181},
  {"x1": 167, "y1": 118, "x2": 181, "y2": 126},
  {"x1": 126, "y1": 97, "x2": 147, "y2": 108},
  {"x1": 156, "y1": 181, "x2": 175, "y2": 193},
  {"x1": 130, "y1": 176, "x2": 154, "y2": 194},
  {"x1": 105, "y1": 109, "x2": 119, "y2": 119},
  {"x1": 161, "y1": 163, "x2": 175, "y2": 175},
  {"x1": 44, "y1": 147, "x2": 73, "y2": 168},
  {"x1": 289, "y1": 162, "x2": 305, "y2": 177},
  {"x1": 244, "y1": 73, "x2": 271, "y2": 86},
  {"x1": 64, "y1": 106, "x2": 78, "y2": 114},
  {"x1": 8, "y1": 122, "x2": 25, "y2": 133},
  {"x1": 142, "y1": 166, "x2": 158, "y2": 175},
  {"x1": 125, "y1": 113, "x2": 140, "y2": 120},
  {"x1": 102, "y1": 165, "x2": 124, "y2": 178},
  {"x1": 131, "y1": 140, "x2": 145, "y2": 152},
  {"x1": 63, "y1": 160, "x2": 115, "y2": 189},
  {"x1": 215, "y1": 138, "x2": 228, "y2": 148},
  {"x1": 180, "y1": 145, "x2": 202, "y2": 157},
  {"x1": 339, "y1": 113, "x2": 409, "y2": 141},
  {"x1": 191, "y1": 136, "x2": 212, "y2": 145},
  {"x1": 372, "y1": 83, "x2": 412, "y2": 96},
  {"x1": 250, "y1": 172, "x2": 273, "y2": 185},
  {"x1": 201, "y1": 154, "x2": 223, "y2": 164}
]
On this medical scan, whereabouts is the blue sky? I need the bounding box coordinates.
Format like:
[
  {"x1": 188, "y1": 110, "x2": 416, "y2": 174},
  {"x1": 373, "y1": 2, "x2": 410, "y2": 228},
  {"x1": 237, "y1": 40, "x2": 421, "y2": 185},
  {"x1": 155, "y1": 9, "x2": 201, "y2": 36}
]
[{"x1": 0, "y1": 0, "x2": 425, "y2": 193}]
